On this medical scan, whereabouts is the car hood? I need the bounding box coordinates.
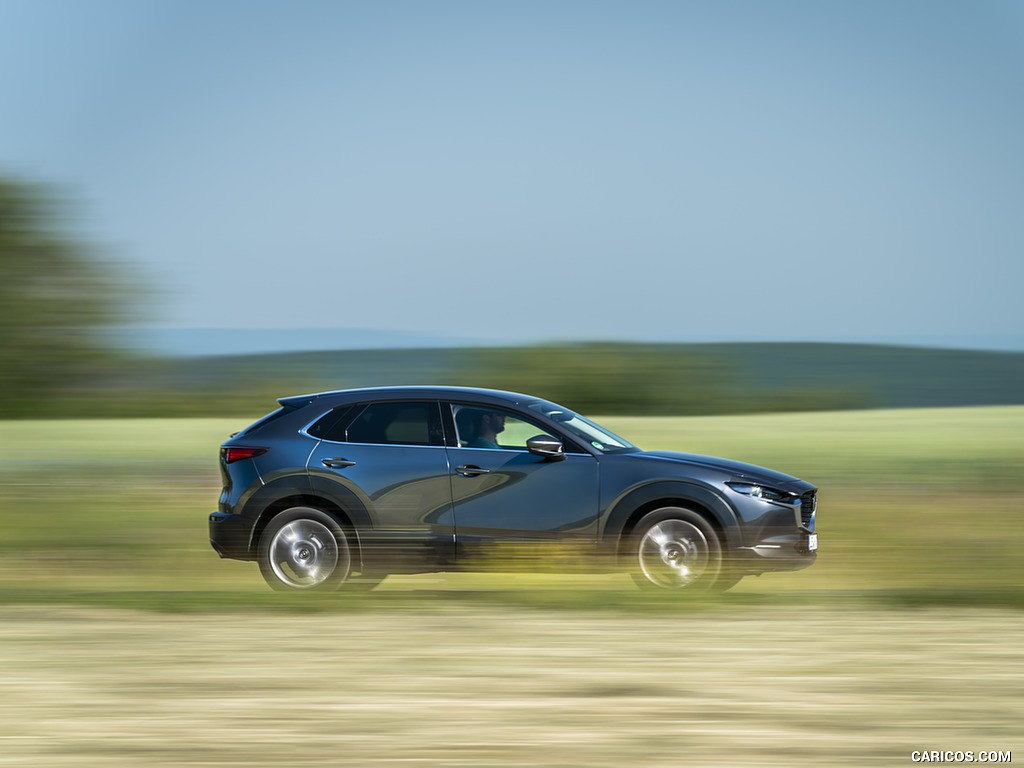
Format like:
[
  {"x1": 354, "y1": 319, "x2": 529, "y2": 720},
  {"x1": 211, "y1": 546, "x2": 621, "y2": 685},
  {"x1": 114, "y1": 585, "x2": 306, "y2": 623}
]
[{"x1": 631, "y1": 450, "x2": 808, "y2": 490}]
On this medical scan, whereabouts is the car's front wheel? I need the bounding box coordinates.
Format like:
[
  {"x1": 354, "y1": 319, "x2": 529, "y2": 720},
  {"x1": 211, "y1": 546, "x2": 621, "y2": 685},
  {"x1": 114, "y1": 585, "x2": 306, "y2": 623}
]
[
  {"x1": 258, "y1": 506, "x2": 353, "y2": 591},
  {"x1": 630, "y1": 507, "x2": 723, "y2": 591}
]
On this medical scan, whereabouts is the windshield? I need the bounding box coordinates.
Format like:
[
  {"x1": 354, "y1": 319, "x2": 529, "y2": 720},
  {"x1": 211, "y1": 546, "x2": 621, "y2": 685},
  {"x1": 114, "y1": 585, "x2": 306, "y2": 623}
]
[{"x1": 527, "y1": 400, "x2": 636, "y2": 453}]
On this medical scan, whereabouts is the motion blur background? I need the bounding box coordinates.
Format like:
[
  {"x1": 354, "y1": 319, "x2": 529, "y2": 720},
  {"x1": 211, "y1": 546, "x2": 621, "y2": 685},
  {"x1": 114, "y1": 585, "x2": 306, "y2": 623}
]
[{"x1": 0, "y1": 1, "x2": 1022, "y2": 766}]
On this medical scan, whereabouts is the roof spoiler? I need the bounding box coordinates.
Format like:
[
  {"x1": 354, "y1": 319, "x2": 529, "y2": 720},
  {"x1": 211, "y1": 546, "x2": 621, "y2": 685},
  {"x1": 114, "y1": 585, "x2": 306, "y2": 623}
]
[{"x1": 277, "y1": 394, "x2": 322, "y2": 409}]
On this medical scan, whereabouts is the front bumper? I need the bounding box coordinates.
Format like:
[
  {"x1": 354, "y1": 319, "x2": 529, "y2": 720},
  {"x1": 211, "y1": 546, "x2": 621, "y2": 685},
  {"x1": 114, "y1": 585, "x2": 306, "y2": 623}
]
[{"x1": 733, "y1": 532, "x2": 818, "y2": 574}]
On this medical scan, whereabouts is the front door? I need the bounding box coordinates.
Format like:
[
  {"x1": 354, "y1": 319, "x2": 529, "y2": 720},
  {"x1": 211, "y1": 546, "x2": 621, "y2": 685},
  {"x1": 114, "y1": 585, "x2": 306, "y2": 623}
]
[{"x1": 440, "y1": 403, "x2": 600, "y2": 566}]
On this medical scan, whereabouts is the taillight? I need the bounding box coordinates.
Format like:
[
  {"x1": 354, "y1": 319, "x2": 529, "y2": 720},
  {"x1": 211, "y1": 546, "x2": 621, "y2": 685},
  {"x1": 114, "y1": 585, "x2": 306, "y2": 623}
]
[{"x1": 221, "y1": 446, "x2": 268, "y2": 464}]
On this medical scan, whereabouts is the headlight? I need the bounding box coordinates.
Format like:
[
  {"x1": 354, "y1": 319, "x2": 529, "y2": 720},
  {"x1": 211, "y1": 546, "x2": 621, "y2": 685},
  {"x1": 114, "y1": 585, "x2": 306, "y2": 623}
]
[{"x1": 726, "y1": 482, "x2": 794, "y2": 504}]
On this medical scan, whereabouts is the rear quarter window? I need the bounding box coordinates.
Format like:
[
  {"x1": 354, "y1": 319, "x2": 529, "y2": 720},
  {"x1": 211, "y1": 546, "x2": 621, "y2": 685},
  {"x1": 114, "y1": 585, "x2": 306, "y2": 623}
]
[{"x1": 306, "y1": 406, "x2": 355, "y2": 441}]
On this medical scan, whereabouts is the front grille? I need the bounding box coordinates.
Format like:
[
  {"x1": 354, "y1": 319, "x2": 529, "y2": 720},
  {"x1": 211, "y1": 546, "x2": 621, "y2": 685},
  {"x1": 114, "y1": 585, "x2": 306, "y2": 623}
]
[{"x1": 800, "y1": 491, "x2": 816, "y2": 529}]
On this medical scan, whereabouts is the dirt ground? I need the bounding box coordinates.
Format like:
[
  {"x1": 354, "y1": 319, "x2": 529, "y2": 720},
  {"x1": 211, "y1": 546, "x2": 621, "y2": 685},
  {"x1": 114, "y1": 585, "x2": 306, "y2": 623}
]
[{"x1": 0, "y1": 603, "x2": 1019, "y2": 767}]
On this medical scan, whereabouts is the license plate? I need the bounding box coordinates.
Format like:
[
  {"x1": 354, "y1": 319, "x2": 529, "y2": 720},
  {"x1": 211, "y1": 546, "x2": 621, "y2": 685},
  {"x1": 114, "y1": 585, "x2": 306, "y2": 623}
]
[{"x1": 807, "y1": 534, "x2": 818, "y2": 552}]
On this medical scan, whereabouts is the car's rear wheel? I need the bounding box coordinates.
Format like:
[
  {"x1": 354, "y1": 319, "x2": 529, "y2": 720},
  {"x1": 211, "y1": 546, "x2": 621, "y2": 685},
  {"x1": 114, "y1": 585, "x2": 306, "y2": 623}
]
[
  {"x1": 258, "y1": 506, "x2": 353, "y2": 591},
  {"x1": 630, "y1": 507, "x2": 723, "y2": 591}
]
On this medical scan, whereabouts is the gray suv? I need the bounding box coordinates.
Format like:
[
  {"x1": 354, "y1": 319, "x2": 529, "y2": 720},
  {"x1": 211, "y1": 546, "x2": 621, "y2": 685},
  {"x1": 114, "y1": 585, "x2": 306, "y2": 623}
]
[{"x1": 209, "y1": 386, "x2": 818, "y2": 592}]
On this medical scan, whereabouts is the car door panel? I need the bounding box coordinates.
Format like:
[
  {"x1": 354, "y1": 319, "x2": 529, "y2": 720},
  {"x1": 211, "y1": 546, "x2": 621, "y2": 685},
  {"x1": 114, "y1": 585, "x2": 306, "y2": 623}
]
[
  {"x1": 441, "y1": 446, "x2": 600, "y2": 565},
  {"x1": 306, "y1": 442, "x2": 455, "y2": 570}
]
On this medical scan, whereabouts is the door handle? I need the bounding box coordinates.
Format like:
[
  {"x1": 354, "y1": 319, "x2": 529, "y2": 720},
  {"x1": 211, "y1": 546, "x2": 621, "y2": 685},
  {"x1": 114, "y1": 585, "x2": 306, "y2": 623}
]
[
  {"x1": 455, "y1": 464, "x2": 491, "y2": 477},
  {"x1": 322, "y1": 458, "x2": 356, "y2": 468}
]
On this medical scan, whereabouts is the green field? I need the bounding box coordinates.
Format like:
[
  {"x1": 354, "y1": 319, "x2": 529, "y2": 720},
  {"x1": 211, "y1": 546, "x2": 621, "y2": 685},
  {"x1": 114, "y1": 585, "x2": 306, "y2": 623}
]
[
  {"x1": 0, "y1": 406, "x2": 1021, "y2": 604},
  {"x1": 1, "y1": 408, "x2": 1021, "y2": 766}
]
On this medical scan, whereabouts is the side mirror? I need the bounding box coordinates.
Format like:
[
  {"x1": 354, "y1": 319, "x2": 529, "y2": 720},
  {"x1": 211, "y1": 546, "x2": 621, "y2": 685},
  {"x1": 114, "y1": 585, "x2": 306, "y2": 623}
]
[{"x1": 526, "y1": 435, "x2": 565, "y2": 461}]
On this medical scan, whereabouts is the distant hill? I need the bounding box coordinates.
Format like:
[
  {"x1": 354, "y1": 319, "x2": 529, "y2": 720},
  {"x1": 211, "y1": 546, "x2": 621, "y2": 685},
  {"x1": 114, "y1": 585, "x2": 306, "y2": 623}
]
[
  {"x1": 703, "y1": 342, "x2": 1024, "y2": 409},
  {"x1": 109, "y1": 342, "x2": 1024, "y2": 417}
]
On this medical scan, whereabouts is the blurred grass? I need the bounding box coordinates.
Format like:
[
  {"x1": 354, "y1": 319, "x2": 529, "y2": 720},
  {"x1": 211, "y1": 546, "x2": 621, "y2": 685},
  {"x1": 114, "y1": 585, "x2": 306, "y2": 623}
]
[
  {"x1": 602, "y1": 405, "x2": 1024, "y2": 487},
  {"x1": 0, "y1": 407, "x2": 1021, "y2": 611},
  {"x1": 4, "y1": 603, "x2": 1020, "y2": 767}
]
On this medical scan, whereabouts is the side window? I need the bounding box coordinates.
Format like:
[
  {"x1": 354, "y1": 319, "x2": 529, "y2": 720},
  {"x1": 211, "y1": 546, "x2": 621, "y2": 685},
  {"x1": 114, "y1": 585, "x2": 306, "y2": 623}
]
[
  {"x1": 306, "y1": 406, "x2": 354, "y2": 441},
  {"x1": 345, "y1": 402, "x2": 441, "y2": 446},
  {"x1": 452, "y1": 404, "x2": 558, "y2": 451}
]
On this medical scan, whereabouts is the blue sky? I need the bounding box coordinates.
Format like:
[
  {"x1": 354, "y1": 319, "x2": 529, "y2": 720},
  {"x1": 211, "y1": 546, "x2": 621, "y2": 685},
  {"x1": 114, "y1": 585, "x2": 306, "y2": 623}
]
[{"x1": 2, "y1": 0, "x2": 1022, "y2": 352}]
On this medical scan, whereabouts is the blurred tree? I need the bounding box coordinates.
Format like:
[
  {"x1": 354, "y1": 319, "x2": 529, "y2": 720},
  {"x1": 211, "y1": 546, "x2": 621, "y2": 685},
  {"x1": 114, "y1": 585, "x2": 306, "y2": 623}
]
[{"x1": 0, "y1": 176, "x2": 136, "y2": 418}]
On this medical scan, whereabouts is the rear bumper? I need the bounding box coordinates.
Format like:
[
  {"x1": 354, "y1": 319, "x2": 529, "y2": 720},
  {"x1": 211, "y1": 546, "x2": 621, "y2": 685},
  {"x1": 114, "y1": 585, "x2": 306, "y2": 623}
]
[{"x1": 209, "y1": 511, "x2": 255, "y2": 561}]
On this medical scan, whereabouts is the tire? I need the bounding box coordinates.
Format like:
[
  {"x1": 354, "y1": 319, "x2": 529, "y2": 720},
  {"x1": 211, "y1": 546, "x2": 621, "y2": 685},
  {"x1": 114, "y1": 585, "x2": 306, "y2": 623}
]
[
  {"x1": 258, "y1": 506, "x2": 353, "y2": 591},
  {"x1": 629, "y1": 507, "x2": 723, "y2": 591}
]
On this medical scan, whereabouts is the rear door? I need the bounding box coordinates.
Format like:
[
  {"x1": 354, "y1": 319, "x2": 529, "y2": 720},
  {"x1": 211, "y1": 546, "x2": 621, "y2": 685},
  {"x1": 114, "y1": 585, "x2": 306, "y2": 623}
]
[{"x1": 305, "y1": 400, "x2": 455, "y2": 570}]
